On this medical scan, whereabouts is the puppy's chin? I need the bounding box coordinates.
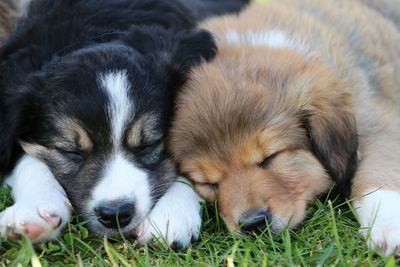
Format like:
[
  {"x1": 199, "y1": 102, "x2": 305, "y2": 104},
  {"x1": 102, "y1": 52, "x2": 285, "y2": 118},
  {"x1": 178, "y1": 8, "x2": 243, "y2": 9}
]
[
  {"x1": 221, "y1": 209, "x2": 305, "y2": 234},
  {"x1": 83, "y1": 213, "x2": 146, "y2": 237}
]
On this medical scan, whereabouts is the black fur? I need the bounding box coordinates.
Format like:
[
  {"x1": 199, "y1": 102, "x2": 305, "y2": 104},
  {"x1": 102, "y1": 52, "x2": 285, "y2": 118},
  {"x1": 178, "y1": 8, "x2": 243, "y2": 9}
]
[
  {"x1": 177, "y1": 0, "x2": 250, "y2": 21},
  {"x1": 304, "y1": 110, "x2": 359, "y2": 197},
  {"x1": 0, "y1": 1, "x2": 171, "y2": 170}
]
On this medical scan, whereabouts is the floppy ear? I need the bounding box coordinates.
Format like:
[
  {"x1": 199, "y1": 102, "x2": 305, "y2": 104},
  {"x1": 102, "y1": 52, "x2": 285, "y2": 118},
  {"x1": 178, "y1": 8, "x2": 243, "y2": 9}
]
[
  {"x1": 0, "y1": 74, "x2": 43, "y2": 174},
  {"x1": 169, "y1": 29, "x2": 217, "y2": 73},
  {"x1": 303, "y1": 78, "x2": 358, "y2": 197},
  {"x1": 124, "y1": 25, "x2": 217, "y2": 74}
]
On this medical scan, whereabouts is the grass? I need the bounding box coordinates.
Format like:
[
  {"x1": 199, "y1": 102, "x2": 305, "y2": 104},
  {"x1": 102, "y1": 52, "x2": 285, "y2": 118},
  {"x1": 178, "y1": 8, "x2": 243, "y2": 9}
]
[{"x1": 0, "y1": 186, "x2": 398, "y2": 266}]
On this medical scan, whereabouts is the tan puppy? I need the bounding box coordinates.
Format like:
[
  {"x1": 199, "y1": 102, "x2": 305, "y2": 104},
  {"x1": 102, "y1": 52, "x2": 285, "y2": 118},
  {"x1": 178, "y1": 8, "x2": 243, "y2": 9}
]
[{"x1": 170, "y1": 0, "x2": 400, "y2": 256}]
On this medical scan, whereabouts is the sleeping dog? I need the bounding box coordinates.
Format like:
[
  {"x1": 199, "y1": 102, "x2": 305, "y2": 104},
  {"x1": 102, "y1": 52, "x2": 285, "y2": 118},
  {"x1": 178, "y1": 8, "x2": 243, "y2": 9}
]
[
  {"x1": 0, "y1": 0, "x2": 248, "y2": 246},
  {"x1": 170, "y1": 0, "x2": 400, "y2": 255}
]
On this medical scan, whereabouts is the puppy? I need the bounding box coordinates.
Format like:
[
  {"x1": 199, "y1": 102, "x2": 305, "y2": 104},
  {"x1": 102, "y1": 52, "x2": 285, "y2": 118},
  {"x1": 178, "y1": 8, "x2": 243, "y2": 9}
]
[
  {"x1": 170, "y1": 0, "x2": 400, "y2": 255},
  {"x1": 0, "y1": 0, "x2": 225, "y2": 247}
]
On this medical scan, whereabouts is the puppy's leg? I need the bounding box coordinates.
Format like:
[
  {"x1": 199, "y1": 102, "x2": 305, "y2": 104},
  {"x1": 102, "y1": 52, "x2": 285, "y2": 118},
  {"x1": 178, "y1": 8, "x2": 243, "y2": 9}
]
[
  {"x1": 0, "y1": 154, "x2": 71, "y2": 242},
  {"x1": 136, "y1": 177, "x2": 201, "y2": 248},
  {"x1": 352, "y1": 125, "x2": 400, "y2": 256}
]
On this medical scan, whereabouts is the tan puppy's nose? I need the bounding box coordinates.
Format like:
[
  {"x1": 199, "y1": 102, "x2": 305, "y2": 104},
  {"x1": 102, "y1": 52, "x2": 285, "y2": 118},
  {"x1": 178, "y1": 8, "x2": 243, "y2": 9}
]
[{"x1": 238, "y1": 209, "x2": 271, "y2": 234}]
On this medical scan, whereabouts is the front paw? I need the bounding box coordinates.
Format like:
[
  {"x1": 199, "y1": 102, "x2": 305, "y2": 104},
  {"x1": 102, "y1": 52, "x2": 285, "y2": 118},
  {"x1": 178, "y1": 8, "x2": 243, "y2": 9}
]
[
  {"x1": 355, "y1": 190, "x2": 400, "y2": 256},
  {"x1": 136, "y1": 179, "x2": 201, "y2": 248},
  {"x1": 0, "y1": 197, "x2": 72, "y2": 242},
  {"x1": 360, "y1": 219, "x2": 400, "y2": 256}
]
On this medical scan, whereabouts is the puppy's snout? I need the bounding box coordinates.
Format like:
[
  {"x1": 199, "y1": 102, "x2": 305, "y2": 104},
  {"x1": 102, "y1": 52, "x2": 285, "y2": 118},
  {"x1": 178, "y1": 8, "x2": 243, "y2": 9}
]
[
  {"x1": 94, "y1": 201, "x2": 135, "y2": 229},
  {"x1": 239, "y1": 209, "x2": 271, "y2": 234}
]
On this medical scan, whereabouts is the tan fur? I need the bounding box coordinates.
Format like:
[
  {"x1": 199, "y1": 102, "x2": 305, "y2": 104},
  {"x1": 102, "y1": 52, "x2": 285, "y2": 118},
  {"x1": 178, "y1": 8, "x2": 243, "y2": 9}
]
[
  {"x1": 127, "y1": 114, "x2": 161, "y2": 147},
  {"x1": 55, "y1": 117, "x2": 93, "y2": 151},
  {"x1": 0, "y1": 0, "x2": 17, "y2": 43},
  {"x1": 19, "y1": 141, "x2": 81, "y2": 175},
  {"x1": 19, "y1": 118, "x2": 94, "y2": 174},
  {"x1": 170, "y1": 0, "x2": 400, "y2": 232},
  {"x1": 358, "y1": 0, "x2": 400, "y2": 28}
]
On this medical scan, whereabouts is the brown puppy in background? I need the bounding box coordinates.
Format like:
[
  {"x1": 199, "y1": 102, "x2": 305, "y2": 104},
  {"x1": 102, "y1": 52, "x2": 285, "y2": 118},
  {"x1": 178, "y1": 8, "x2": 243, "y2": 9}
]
[
  {"x1": 170, "y1": 0, "x2": 400, "y2": 256},
  {"x1": 0, "y1": 0, "x2": 17, "y2": 42}
]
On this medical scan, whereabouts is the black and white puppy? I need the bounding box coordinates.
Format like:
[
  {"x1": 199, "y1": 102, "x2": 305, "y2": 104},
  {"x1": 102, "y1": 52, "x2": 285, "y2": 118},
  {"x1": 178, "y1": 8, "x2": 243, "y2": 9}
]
[{"x1": 0, "y1": 0, "x2": 248, "y2": 246}]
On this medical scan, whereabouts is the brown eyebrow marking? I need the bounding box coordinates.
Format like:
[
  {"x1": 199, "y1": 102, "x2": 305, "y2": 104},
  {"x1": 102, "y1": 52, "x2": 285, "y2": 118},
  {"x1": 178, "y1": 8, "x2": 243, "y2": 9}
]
[
  {"x1": 55, "y1": 117, "x2": 93, "y2": 151},
  {"x1": 126, "y1": 118, "x2": 142, "y2": 147},
  {"x1": 126, "y1": 113, "x2": 162, "y2": 147}
]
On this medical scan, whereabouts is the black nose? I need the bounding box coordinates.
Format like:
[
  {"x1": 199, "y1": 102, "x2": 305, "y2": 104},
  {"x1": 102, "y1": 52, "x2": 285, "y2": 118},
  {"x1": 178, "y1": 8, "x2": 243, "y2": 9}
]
[
  {"x1": 94, "y1": 201, "x2": 135, "y2": 229},
  {"x1": 238, "y1": 209, "x2": 271, "y2": 234}
]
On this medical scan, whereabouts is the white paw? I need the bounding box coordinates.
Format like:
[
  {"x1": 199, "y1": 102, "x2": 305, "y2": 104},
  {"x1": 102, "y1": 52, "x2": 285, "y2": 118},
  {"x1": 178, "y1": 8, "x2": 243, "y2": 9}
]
[
  {"x1": 136, "y1": 178, "x2": 201, "y2": 248},
  {"x1": 1, "y1": 154, "x2": 72, "y2": 242},
  {"x1": 354, "y1": 190, "x2": 400, "y2": 256},
  {"x1": 0, "y1": 191, "x2": 72, "y2": 242},
  {"x1": 362, "y1": 219, "x2": 400, "y2": 256}
]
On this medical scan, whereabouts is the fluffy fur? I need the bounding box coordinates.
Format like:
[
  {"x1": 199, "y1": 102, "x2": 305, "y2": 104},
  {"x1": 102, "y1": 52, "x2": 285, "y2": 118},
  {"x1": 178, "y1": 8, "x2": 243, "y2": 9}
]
[
  {"x1": 170, "y1": 0, "x2": 400, "y2": 255},
  {"x1": 358, "y1": 0, "x2": 400, "y2": 28},
  {"x1": 0, "y1": 0, "x2": 250, "y2": 246}
]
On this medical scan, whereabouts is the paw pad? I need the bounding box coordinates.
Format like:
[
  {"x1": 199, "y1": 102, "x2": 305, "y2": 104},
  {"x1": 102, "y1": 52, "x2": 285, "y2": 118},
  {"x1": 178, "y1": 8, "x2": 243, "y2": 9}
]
[{"x1": 0, "y1": 200, "x2": 71, "y2": 242}]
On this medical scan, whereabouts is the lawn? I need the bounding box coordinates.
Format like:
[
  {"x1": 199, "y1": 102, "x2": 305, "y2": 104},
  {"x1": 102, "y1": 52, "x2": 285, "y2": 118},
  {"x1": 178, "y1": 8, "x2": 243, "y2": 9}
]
[{"x1": 0, "y1": 185, "x2": 398, "y2": 266}]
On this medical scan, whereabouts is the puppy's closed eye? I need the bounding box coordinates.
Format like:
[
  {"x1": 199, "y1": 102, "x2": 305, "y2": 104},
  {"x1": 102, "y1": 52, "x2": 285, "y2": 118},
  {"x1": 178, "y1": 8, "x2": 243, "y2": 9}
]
[
  {"x1": 55, "y1": 147, "x2": 86, "y2": 162},
  {"x1": 128, "y1": 138, "x2": 163, "y2": 154},
  {"x1": 257, "y1": 152, "x2": 280, "y2": 169}
]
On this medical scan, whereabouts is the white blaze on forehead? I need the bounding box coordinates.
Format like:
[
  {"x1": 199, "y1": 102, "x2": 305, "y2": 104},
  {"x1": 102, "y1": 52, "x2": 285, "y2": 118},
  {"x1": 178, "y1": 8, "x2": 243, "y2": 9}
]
[
  {"x1": 95, "y1": 71, "x2": 152, "y2": 220},
  {"x1": 225, "y1": 29, "x2": 311, "y2": 56},
  {"x1": 90, "y1": 153, "x2": 151, "y2": 213},
  {"x1": 99, "y1": 70, "x2": 133, "y2": 146}
]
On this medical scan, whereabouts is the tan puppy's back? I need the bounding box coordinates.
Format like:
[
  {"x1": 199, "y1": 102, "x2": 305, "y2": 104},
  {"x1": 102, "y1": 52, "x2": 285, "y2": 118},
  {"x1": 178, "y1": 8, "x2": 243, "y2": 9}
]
[
  {"x1": 282, "y1": 0, "x2": 400, "y2": 101},
  {"x1": 201, "y1": 0, "x2": 400, "y2": 100},
  {"x1": 359, "y1": 0, "x2": 400, "y2": 28}
]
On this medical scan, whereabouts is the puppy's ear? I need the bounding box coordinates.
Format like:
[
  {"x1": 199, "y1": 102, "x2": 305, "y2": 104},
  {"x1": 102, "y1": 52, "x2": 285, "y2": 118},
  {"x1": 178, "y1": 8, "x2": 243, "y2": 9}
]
[
  {"x1": 303, "y1": 77, "x2": 358, "y2": 196},
  {"x1": 124, "y1": 26, "x2": 217, "y2": 73},
  {"x1": 170, "y1": 29, "x2": 217, "y2": 73},
  {"x1": 0, "y1": 74, "x2": 43, "y2": 174}
]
